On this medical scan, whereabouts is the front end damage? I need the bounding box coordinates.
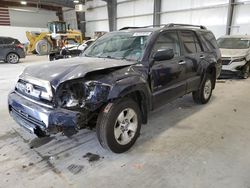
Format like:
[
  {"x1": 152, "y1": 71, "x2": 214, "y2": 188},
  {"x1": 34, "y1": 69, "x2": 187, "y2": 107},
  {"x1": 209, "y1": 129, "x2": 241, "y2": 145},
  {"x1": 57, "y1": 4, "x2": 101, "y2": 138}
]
[{"x1": 8, "y1": 76, "x2": 112, "y2": 137}]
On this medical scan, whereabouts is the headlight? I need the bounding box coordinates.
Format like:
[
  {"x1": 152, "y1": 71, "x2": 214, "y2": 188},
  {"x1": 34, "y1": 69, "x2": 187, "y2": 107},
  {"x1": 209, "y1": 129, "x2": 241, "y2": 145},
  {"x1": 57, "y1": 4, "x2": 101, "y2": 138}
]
[
  {"x1": 232, "y1": 57, "x2": 245, "y2": 62},
  {"x1": 57, "y1": 81, "x2": 111, "y2": 108}
]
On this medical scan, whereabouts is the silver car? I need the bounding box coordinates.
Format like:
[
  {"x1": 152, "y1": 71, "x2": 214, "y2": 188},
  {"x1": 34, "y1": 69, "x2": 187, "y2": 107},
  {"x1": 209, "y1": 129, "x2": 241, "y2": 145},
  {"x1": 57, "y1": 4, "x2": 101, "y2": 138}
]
[{"x1": 217, "y1": 35, "x2": 250, "y2": 79}]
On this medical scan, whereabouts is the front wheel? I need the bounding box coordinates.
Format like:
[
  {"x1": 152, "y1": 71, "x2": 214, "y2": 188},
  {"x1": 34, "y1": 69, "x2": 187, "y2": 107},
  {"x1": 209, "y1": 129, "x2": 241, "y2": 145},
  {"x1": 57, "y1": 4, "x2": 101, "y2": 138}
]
[
  {"x1": 192, "y1": 75, "x2": 213, "y2": 104},
  {"x1": 96, "y1": 98, "x2": 141, "y2": 153}
]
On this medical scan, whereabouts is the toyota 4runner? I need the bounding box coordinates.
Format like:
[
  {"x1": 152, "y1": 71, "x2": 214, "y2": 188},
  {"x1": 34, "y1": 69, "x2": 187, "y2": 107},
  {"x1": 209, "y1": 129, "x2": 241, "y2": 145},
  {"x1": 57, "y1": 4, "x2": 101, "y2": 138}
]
[{"x1": 8, "y1": 24, "x2": 221, "y2": 153}]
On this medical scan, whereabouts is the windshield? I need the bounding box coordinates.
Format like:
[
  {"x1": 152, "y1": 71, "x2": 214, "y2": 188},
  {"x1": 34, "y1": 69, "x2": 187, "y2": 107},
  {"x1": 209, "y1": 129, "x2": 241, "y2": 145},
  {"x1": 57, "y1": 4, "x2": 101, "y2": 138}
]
[
  {"x1": 83, "y1": 32, "x2": 150, "y2": 61},
  {"x1": 217, "y1": 38, "x2": 250, "y2": 49}
]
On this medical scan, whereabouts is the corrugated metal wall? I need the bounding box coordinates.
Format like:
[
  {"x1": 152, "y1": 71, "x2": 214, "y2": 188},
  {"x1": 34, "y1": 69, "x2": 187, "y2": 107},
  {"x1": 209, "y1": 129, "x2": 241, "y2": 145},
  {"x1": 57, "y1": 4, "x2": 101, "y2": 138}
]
[{"x1": 84, "y1": 0, "x2": 250, "y2": 38}]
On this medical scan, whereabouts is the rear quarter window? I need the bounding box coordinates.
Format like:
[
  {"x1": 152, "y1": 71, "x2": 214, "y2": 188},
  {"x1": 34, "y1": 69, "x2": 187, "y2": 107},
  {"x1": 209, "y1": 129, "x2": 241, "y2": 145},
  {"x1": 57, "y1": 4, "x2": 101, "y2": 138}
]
[{"x1": 200, "y1": 31, "x2": 218, "y2": 51}]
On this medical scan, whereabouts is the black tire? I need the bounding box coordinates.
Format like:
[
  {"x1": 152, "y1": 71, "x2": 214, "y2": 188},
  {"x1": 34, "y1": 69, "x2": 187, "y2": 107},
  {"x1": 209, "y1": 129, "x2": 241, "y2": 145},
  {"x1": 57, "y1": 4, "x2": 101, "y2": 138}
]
[
  {"x1": 6, "y1": 53, "x2": 19, "y2": 64},
  {"x1": 242, "y1": 63, "x2": 249, "y2": 79},
  {"x1": 96, "y1": 98, "x2": 141, "y2": 153},
  {"x1": 192, "y1": 75, "x2": 213, "y2": 104},
  {"x1": 35, "y1": 39, "x2": 51, "y2": 55}
]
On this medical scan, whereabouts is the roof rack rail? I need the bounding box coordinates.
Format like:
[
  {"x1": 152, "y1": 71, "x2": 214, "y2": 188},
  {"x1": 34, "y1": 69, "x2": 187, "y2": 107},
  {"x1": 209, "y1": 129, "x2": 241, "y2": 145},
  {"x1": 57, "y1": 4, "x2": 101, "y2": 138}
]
[
  {"x1": 119, "y1": 23, "x2": 207, "y2": 31},
  {"x1": 119, "y1": 24, "x2": 166, "y2": 30},
  {"x1": 119, "y1": 27, "x2": 145, "y2": 30},
  {"x1": 165, "y1": 23, "x2": 207, "y2": 30}
]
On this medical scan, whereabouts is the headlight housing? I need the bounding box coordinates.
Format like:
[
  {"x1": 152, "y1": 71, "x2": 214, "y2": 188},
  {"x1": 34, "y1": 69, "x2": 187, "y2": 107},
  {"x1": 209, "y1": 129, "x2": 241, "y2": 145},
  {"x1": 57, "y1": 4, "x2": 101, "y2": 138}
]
[
  {"x1": 57, "y1": 81, "x2": 111, "y2": 109},
  {"x1": 232, "y1": 57, "x2": 245, "y2": 63}
]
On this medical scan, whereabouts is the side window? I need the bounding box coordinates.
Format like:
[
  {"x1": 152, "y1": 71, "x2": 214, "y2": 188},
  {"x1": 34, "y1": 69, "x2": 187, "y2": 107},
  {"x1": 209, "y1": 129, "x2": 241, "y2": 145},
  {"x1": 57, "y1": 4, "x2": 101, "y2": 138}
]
[
  {"x1": 3, "y1": 38, "x2": 14, "y2": 45},
  {"x1": 194, "y1": 34, "x2": 202, "y2": 52},
  {"x1": 153, "y1": 31, "x2": 181, "y2": 57},
  {"x1": 201, "y1": 32, "x2": 218, "y2": 51},
  {"x1": 180, "y1": 31, "x2": 202, "y2": 54}
]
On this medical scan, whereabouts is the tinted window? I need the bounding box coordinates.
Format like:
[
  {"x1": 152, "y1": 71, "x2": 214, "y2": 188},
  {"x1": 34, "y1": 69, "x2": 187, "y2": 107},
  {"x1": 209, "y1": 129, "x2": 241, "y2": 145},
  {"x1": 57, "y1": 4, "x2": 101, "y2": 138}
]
[
  {"x1": 180, "y1": 31, "x2": 202, "y2": 54},
  {"x1": 14, "y1": 39, "x2": 21, "y2": 44},
  {"x1": 200, "y1": 31, "x2": 218, "y2": 51},
  {"x1": 153, "y1": 31, "x2": 181, "y2": 57},
  {"x1": 3, "y1": 38, "x2": 14, "y2": 44}
]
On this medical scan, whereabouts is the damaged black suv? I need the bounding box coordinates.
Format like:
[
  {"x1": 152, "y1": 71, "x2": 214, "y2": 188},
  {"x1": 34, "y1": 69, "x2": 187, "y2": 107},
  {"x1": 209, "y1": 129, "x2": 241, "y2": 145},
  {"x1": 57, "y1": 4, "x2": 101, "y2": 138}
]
[{"x1": 8, "y1": 24, "x2": 221, "y2": 153}]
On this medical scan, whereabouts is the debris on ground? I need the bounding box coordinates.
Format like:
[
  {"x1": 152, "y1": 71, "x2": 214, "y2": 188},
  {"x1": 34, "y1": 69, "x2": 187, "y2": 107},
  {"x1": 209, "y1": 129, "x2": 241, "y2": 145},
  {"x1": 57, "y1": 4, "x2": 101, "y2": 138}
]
[
  {"x1": 83, "y1": 153, "x2": 103, "y2": 162},
  {"x1": 132, "y1": 163, "x2": 144, "y2": 169},
  {"x1": 216, "y1": 80, "x2": 226, "y2": 83},
  {"x1": 233, "y1": 108, "x2": 237, "y2": 112},
  {"x1": 67, "y1": 164, "x2": 84, "y2": 175}
]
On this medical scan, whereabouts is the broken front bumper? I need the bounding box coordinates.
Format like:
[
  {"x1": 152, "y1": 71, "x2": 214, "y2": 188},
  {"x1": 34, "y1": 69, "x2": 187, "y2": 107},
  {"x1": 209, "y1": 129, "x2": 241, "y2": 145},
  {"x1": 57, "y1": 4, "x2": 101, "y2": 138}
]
[{"x1": 8, "y1": 92, "x2": 87, "y2": 137}]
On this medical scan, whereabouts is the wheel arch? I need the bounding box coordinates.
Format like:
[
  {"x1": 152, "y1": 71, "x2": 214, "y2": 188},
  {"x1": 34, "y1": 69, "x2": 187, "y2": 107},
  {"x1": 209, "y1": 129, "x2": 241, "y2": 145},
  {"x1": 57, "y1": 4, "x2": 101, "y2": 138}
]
[
  {"x1": 206, "y1": 64, "x2": 217, "y2": 89},
  {"x1": 108, "y1": 76, "x2": 152, "y2": 124}
]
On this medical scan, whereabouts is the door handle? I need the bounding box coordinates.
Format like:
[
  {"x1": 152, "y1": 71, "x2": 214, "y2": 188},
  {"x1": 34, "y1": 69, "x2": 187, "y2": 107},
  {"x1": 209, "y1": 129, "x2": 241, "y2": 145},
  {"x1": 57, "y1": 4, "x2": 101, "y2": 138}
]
[
  {"x1": 178, "y1": 60, "x2": 186, "y2": 65},
  {"x1": 200, "y1": 55, "x2": 205, "y2": 59}
]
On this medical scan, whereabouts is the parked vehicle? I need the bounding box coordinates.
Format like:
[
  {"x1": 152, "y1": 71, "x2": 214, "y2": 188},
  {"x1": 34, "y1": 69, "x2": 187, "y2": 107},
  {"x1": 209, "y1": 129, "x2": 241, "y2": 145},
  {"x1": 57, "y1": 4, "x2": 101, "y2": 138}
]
[
  {"x1": 48, "y1": 39, "x2": 95, "y2": 61},
  {"x1": 26, "y1": 21, "x2": 83, "y2": 55},
  {"x1": 0, "y1": 37, "x2": 26, "y2": 64},
  {"x1": 217, "y1": 35, "x2": 250, "y2": 79},
  {"x1": 8, "y1": 24, "x2": 221, "y2": 153}
]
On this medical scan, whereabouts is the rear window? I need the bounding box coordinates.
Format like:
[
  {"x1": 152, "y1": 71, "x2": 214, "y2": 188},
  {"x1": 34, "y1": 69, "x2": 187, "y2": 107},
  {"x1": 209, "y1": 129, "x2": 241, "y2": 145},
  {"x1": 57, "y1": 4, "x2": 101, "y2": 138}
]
[
  {"x1": 200, "y1": 31, "x2": 218, "y2": 51},
  {"x1": 14, "y1": 39, "x2": 21, "y2": 44}
]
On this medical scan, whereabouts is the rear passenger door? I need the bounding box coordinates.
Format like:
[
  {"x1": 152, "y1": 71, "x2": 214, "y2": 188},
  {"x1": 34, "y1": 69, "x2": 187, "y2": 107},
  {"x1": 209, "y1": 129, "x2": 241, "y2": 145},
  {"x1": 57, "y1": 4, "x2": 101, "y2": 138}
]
[
  {"x1": 151, "y1": 31, "x2": 186, "y2": 108},
  {"x1": 179, "y1": 30, "x2": 203, "y2": 93}
]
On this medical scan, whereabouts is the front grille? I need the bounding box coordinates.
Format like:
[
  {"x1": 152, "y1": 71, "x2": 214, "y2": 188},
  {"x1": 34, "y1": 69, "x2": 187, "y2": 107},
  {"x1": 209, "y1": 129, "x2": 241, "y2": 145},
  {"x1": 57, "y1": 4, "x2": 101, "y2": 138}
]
[
  {"x1": 15, "y1": 79, "x2": 53, "y2": 106},
  {"x1": 18, "y1": 79, "x2": 47, "y2": 92},
  {"x1": 222, "y1": 59, "x2": 231, "y2": 65},
  {"x1": 10, "y1": 106, "x2": 46, "y2": 128}
]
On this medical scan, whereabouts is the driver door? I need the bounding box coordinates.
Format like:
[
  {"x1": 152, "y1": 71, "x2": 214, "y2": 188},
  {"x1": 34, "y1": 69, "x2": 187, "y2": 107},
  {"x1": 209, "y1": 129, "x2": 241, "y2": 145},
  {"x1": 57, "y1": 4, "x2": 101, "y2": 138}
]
[{"x1": 150, "y1": 31, "x2": 187, "y2": 109}]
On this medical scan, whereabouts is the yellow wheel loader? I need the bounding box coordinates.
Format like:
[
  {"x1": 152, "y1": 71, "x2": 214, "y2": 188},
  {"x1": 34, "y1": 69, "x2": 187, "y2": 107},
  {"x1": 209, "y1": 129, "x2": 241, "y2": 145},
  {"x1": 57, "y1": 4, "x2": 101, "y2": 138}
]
[{"x1": 26, "y1": 21, "x2": 83, "y2": 55}]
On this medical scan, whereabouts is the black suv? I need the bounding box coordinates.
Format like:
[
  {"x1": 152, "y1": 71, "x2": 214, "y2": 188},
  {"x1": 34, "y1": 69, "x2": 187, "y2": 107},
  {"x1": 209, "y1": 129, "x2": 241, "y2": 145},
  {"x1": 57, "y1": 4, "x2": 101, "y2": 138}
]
[
  {"x1": 8, "y1": 24, "x2": 221, "y2": 153},
  {"x1": 0, "y1": 37, "x2": 26, "y2": 64}
]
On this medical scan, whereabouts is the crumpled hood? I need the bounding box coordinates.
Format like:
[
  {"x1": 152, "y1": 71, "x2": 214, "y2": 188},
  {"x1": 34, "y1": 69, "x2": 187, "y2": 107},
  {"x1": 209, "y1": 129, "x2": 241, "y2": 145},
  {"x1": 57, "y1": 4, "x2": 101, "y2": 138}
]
[
  {"x1": 220, "y1": 48, "x2": 249, "y2": 58},
  {"x1": 22, "y1": 56, "x2": 135, "y2": 88}
]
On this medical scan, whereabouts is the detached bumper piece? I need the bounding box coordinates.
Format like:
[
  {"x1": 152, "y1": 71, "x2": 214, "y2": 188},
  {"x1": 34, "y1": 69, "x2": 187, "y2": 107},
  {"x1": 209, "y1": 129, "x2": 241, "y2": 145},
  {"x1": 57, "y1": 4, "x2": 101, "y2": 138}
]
[{"x1": 8, "y1": 92, "x2": 88, "y2": 137}]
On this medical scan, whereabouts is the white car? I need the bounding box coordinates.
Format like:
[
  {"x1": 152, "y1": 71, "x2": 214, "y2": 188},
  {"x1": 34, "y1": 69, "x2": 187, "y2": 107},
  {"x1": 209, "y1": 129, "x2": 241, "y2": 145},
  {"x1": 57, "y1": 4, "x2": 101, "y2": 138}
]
[{"x1": 217, "y1": 35, "x2": 250, "y2": 79}]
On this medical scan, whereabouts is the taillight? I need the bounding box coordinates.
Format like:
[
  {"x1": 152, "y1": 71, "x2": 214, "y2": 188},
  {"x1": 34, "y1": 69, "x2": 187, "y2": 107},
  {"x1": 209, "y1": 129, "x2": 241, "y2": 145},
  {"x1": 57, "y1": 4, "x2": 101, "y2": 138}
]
[{"x1": 16, "y1": 44, "x2": 24, "y2": 49}]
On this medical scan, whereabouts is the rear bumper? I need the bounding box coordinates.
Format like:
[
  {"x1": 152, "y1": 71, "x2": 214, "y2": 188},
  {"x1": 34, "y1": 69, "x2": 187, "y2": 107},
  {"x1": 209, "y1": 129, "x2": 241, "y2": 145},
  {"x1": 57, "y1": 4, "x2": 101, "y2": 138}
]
[
  {"x1": 8, "y1": 92, "x2": 87, "y2": 136},
  {"x1": 18, "y1": 50, "x2": 26, "y2": 58}
]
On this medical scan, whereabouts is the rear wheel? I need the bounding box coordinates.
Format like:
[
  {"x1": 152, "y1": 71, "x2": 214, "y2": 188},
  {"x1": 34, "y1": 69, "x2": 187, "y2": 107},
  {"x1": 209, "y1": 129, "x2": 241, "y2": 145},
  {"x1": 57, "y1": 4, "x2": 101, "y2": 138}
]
[
  {"x1": 96, "y1": 98, "x2": 141, "y2": 153},
  {"x1": 193, "y1": 75, "x2": 213, "y2": 104},
  {"x1": 242, "y1": 63, "x2": 249, "y2": 79},
  {"x1": 6, "y1": 53, "x2": 19, "y2": 64}
]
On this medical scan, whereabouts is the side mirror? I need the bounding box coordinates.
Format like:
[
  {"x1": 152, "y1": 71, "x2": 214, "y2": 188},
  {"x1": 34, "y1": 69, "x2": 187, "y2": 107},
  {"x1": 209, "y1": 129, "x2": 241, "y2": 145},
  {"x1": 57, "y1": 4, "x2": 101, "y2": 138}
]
[{"x1": 153, "y1": 49, "x2": 174, "y2": 61}]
